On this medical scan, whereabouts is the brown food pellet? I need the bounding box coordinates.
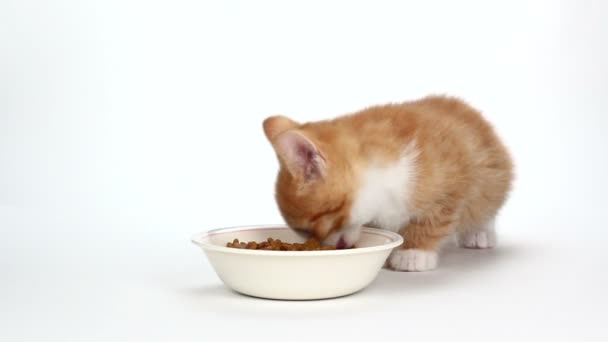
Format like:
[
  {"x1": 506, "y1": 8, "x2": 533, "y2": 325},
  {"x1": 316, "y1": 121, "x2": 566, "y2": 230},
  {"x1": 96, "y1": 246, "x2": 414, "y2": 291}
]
[{"x1": 225, "y1": 237, "x2": 341, "y2": 251}]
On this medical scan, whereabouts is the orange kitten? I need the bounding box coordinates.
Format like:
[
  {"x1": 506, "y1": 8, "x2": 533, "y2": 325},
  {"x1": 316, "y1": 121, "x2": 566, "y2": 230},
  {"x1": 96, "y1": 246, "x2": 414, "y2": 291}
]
[{"x1": 263, "y1": 95, "x2": 513, "y2": 271}]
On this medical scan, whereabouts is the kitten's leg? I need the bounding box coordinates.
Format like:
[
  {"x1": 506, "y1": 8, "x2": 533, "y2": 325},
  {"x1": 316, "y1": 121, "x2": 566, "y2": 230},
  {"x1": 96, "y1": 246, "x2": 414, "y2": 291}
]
[
  {"x1": 457, "y1": 217, "x2": 496, "y2": 249},
  {"x1": 387, "y1": 220, "x2": 453, "y2": 272}
]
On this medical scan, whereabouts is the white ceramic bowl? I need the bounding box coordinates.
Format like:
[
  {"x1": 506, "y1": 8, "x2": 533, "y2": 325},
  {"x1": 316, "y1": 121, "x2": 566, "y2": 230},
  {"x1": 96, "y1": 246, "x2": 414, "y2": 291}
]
[{"x1": 191, "y1": 224, "x2": 403, "y2": 300}]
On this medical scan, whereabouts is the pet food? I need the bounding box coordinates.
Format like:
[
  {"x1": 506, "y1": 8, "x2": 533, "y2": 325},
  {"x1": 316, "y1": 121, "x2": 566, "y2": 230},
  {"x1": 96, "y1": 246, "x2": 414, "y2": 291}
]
[{"x1": 226, "y1": 237, "x2": 337, "y2": 251}]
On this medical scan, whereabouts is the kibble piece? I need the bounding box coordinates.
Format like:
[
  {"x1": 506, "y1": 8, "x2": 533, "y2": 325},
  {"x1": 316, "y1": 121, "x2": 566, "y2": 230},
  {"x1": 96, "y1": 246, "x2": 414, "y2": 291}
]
[
  {"x1": 270, "y1": 239, "x2": 281, "y2": 249},
  {"x1": 226, "y1": 238, "x2": 240, "y2": 248}
]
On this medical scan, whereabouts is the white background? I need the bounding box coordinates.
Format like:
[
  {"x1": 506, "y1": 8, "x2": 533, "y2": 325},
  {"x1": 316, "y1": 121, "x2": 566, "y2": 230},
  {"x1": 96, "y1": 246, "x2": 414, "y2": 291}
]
[{"x1": 1, "y1": 0, "x2": 607, "y2": 341}]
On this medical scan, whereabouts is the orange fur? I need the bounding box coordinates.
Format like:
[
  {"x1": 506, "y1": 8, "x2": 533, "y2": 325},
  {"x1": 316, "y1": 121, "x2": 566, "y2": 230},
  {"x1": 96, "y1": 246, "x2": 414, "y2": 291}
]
[{"x1": 263, "y1": 95, "x2": 513, "y2": 267}]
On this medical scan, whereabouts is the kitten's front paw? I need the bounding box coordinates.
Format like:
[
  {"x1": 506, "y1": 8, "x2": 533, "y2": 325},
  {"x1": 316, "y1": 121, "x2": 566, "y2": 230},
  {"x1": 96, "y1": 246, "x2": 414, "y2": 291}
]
[
  {"x1": 387, "y1": 249, "x2": 438, "y2": 272},
  {"x1": 458, "y1": 230, "x2": 496, "y2": 249}
]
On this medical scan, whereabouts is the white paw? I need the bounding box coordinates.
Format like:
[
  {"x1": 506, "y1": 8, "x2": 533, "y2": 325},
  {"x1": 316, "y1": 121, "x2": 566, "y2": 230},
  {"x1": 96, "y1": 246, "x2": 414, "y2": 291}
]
[
  {"x1": 388, "y1": 249, "x2": 438, "y2": 272},
  {"x1": 458, "y1": 230, "x2": 496, "y2": 249}
]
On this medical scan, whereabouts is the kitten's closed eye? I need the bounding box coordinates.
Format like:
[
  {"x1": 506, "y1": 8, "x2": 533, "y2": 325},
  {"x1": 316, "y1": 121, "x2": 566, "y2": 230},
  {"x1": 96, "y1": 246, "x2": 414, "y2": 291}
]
[{"x1": 291, "y1": 226, "x2": 312, "y2": 238}]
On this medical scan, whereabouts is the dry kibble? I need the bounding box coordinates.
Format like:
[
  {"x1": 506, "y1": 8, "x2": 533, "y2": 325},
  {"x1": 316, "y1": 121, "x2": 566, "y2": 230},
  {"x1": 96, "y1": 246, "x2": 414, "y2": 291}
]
[{"x1": 225, "y1": 237, "x2": 342, "y2": 251}]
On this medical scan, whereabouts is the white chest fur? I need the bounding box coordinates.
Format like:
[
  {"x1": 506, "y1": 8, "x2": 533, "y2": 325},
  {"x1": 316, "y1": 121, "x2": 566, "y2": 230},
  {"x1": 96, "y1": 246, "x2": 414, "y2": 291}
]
[{"x1": 349, "y1": 143, "x2": 418, "y2": 232}]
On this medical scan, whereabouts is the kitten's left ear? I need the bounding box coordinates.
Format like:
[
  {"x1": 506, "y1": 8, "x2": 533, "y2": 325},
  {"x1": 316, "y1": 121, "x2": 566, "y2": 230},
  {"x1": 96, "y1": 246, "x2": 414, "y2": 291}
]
[
  {"x1": 274, "y1": 131, "x2": 326, "y2": 182},
  {"x1": 263, "y1": 115, "x2": 299, "y2": 141}
]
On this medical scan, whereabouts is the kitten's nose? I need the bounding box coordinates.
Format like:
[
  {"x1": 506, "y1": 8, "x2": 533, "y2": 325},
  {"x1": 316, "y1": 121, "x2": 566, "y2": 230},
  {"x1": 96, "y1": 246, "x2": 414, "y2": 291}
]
[{"x1": 336, "y1": 236, "x2": 349, "y2": 249}]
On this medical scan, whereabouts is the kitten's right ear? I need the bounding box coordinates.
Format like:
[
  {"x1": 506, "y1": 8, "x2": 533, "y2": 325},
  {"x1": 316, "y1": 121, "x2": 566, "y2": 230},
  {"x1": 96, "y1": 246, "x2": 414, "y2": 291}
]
[
  {"x1": 274, "y1": 131, "x2": 325, "y2": 182},
  {"x1": 263, "y1": 115, "x2": 299, "y2": 141}
]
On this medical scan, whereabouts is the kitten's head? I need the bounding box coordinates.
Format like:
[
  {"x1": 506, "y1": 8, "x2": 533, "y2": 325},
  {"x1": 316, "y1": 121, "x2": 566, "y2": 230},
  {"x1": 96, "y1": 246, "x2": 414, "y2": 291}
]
[{"x1": 263, "y1": 115, "x2": 361, "y2": 248}]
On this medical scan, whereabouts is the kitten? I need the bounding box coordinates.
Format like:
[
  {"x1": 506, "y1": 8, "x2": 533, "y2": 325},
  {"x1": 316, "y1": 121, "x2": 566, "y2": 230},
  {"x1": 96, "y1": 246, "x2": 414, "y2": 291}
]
[{"x1": 262, "y1": 95, "x2": 513, "y2": 271}]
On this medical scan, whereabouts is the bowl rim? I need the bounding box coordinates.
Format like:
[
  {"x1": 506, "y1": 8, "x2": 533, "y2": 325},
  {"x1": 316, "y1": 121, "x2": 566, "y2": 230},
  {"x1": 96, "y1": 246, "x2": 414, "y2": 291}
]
[{"x1": 191, "y1": 224, "x2": 404, "y2": 256}]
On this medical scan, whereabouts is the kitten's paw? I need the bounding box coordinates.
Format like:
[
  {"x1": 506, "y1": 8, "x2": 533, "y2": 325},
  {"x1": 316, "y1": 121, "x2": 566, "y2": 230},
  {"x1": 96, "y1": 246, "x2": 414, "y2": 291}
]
[
  {"x1": 387, "y1": 249, "x2": 438, "y2": 272},
  {"x1": 458, "y1": 230, "x2": 496, "y2": 249}
]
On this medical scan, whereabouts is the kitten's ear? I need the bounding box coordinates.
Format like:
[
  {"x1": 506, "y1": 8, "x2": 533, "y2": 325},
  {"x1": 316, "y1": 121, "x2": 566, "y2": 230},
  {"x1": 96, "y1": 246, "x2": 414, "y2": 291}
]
[
  {"x1": 274, "y1": 131, "x2": 325, "y2": 182},
  {"x1": 263, "y1": 115, "x2": 299, "y2": 141}
]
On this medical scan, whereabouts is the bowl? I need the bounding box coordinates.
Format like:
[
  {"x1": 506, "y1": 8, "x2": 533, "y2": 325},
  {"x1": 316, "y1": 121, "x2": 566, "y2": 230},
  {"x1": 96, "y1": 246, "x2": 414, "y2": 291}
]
[{"x1": 191, "y1": 224, "x2": 403, "y2": 300}]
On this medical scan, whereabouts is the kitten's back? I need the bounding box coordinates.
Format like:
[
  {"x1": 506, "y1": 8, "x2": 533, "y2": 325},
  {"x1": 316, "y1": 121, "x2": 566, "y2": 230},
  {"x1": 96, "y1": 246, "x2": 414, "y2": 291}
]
[{"x1": 301, "y1": 95, "x2": 513, "y2": 228}]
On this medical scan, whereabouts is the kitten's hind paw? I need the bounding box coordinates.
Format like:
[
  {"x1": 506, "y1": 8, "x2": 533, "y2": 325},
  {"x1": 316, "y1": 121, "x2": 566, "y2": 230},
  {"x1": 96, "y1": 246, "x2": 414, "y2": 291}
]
[{"x1": 458, "y1": 230, "x2": 496, "y2": 249}]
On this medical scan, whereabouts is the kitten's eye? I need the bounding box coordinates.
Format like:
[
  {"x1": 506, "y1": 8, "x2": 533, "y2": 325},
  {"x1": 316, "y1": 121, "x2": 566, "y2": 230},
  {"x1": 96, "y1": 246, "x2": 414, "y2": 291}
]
[{"x1": 292, "y1": 227, "x2": 310, "y2": 237}]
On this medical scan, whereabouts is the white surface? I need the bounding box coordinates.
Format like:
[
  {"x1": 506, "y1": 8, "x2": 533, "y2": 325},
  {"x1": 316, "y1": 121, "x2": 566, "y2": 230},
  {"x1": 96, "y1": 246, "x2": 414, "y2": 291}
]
[
  {"x1": 2, "y1": 207, "x2": 607, "y2": 341},
  {"x1": 192, "y1": 225, "x2": 402, "y2": 300},
  {"x1": 1, "y1": 0, "x2": 608, "y2": 341}
]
